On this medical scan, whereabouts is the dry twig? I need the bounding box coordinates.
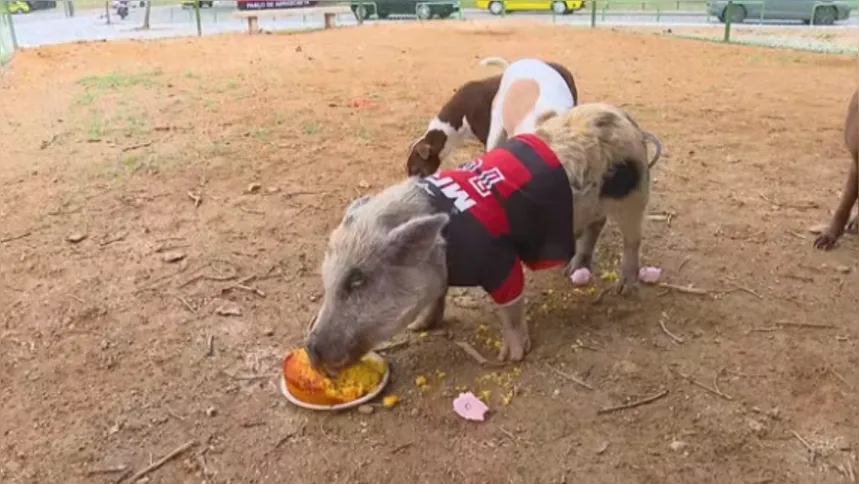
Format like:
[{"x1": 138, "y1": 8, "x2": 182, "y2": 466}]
[
  {"x1": 175, "y1": 295, "x2": 196, "y2": 314},
  {"x1": 678, "y1": 372, "x2": 733, "y2": 400},
  {"x1": 597, "y1": 389, "x2": 669, "y2": 415},
  {"x1": 275, "y1": 420, "x2": 307, "y2": 449},
  {"x1": 1, "y1": 231, "x2": 31, "y2": 244},
  {"x1": 759, "y1": 193, "x2": 817, "y2": 210},
  {"x1": 390, "y1": 442, "x2": 413, "y2": 454},
  {"x1": 658, "y1": 283, "x2": 709, "y2": 295},
  {"x1": 776, "y1": 321, "x2": 836, "y2": 329},
  {"x1": 187, "y1": 191, "x2": 202, "y2": 208},
  {"x1": 726, "y1": 285, "x2": 764, "y2": 300},
  {"x1": 546, "y1": 364, "x2": 594, "y2": 390},
  {"x1": 659, "y1": 314, "x2": 685, "y2": 344},
  {"x1": 206, "y1": 335, "x2": 215, "y2": 357},
  {"x1": 790, "y1": 430, "x2": 818, "y2": 462},
  {"x1": 454, "y1": 341, "x2": 506, "y2": 367},
  {"x1": 122, "y1": 440, "x2": 196, "y2": 484},
  {"x1": 498, "y1": 426, "x2": 519, "y2": 446},
  {"x1": 121, "y1": 141, "x2": 153, "y2": 152},
  {"x1": 677, "y1": 256, "x2": 692, "y2": 272}
]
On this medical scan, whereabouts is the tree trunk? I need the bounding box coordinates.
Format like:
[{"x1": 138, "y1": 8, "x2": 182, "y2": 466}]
[{"x1": 142, "y1": 0, "x2": 151, "y2": 29}]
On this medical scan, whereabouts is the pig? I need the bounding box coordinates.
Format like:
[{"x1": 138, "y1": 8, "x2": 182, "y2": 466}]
[
  {"x1": 306, "y1": 103, "x2": 662, "y2": 376},
  {"x1": 814, "y1": 88, "x2": 859, "y2": 250}
]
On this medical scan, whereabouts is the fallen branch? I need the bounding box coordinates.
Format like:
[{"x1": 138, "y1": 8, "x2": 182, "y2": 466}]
[
  {"x1": 658, "y1": 283, "x2": 709, "y2": 295},
  {"x1": 187, "y1": 191, "x2": 202, "y2": 208},
  {"x1": 122, "y1": 440, "x2": 196, "y2": 484},
  {"x1": 1, "y1": 231, "x2": 31, "y2": 244},
  {"x1": 659, "y1": 315, "x2": 685, "y2": 344},
  {"x1": 175, "y1": 296, "x2": 196, "y2": 314},
  {"x1": 597, "y1": 388, "x2": 669, "y2": 415},
  {"x1": 546, "y1": 364, "x2": 594, "y2": 390},
  {"x1": 121, "y1": 141, "x2": 153, "y2": 152},
  {"x1": 275, "y1": 420, "x2": 307, "y2": 449},
  {"x1": 759, "y1": 193, "x2": 817, "y2": 210},
  {"x1": 454, "y1": 341, "x2": 506, "y2": 367},
  {"x1": 726, "y1": 285, "x2": 764, "y2": 300},
  {"x1": 790, "y1": 430, "x2": 818, "y2": 462},
  {"x1": 776, "y1": 321, "x2": 836, "y2": 329},
  {"x1": 678, "y1": 372, "x2": 733, "y2": 400}
]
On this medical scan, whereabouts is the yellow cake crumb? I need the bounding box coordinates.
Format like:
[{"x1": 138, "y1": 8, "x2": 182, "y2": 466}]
[
  {"x1": 383, "y1": 395, "x2": 400, "y2": 408},
  {"x1": 415, "y1": 375, "x2": 427, "y2": 387}
]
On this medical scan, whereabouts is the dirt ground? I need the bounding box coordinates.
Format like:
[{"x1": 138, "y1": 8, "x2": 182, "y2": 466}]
[{"x1": 1, "y1": 21, "x2": 859, "y2": 484}]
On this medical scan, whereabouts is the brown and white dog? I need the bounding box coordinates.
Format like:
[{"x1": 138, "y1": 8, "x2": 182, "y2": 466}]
[{"x1": 405, "y1": 56, "x2": 578, "y2": 177}]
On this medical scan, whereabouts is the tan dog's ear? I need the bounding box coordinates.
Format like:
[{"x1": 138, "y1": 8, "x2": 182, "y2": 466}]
[
  {"x1": 535, "y1": 110, "x2": 559, "y2": 127},
  {"x1": 416, "y1": 141, "x2": 432, "y2": 160}
]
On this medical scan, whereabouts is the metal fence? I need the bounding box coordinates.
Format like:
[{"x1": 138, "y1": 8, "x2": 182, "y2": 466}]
[
  {"x1": 1, "y1": 0, "x2": 857, "y2": 55},
  {"x1": 0, "y1": 0, "x2": 18, "y2": 64}
]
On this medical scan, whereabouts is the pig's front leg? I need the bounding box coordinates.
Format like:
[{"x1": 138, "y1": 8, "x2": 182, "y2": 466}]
[
  {"x1": 563, "y1": 216, "x2": 607, "y2": 277},
  {"x1": 408, "y1": 287, "x2": 448, "y2": 331},
  {"x1": 496, "y1": 295, "x2": 530, "y2": 361}
]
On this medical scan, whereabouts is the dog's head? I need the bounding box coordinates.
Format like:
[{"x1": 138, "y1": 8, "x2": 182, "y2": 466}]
[{"x1": 405, "y1": 130, "x2": 447, "y2": 177}]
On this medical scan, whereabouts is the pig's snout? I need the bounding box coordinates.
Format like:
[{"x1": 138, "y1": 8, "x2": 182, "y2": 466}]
[{"x1": 305, "y1": 337, "x2": 337, "y2": 378}]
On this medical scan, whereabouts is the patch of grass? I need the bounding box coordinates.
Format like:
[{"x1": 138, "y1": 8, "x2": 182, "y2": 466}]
[
  {"x1": 184, "y1": 70, "x2": 196, "y2": 79},
  {"x1": 126, "y1": 113, "x2": 148, "y2": 135},
  {"x1": 87, "y1": 116, "x2": 103, "y2": 141},
  {"x1": 77, "y1": 69, "x2": 163, "y2": 91},
  {"x1": 252, "y1": 127, "x2": 271, "y2": 139},
  {"x1": 302, "y1": 121, "x2": 320, "y2": 136},
  {"x1": 75, "y1": 69, "x2": 163, "y2": 107}
]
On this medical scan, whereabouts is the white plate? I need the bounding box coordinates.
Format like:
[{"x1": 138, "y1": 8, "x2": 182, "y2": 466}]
[{"x1": 278, "y1": 350, "x2": 390, "y2": 411}]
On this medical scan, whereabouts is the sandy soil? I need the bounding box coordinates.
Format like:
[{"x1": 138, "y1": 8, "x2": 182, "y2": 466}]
[{"x1": 1, "y1": 21, "x2": 858, "y2": 484}]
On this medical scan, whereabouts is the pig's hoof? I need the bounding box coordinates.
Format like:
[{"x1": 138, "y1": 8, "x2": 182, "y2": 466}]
[
  {"x1": 408, "y1": 318, "x2": 434, "y2": 332},
  {"x1": 563, "y1": 255, "x2": 591, "y2": 278},
  {"x1": 613, "y1": 277, "x2": 639, "y2": 296},
  {"x1": 498, "y1": 332, "x2": 531, "y2": 362},
  {"x1": 847, "y1": 217, "x2": 859, "y2": 235},
  {"x1": 814, "y1": 232, "x2": 840, "y2": 251}
]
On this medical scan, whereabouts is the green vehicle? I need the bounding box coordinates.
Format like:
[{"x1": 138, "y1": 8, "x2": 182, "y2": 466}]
[
  {"x1": 708, "y1": 0, "x2": 851, "y2": 24},
  {"x1": 350, "y1": 0, "x2": 459, "y2": 19}
]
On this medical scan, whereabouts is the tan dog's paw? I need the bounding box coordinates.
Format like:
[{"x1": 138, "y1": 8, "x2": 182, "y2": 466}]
[{"x1": 846, "y1": 216, "x2": 859, "y2": 235}]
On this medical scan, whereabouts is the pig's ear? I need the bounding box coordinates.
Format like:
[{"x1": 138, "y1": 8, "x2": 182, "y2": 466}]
[
  {"x1": 342, "y1": 195, "x2": 372, "y2": 225},
  {"x1": 384, "y1": 212, "x2": 449, "y2": 264}
]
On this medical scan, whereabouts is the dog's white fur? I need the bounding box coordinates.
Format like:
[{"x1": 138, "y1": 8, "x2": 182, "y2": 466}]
[{"x1": 480, "y1": 56, "x2": 577, "y2": 151}]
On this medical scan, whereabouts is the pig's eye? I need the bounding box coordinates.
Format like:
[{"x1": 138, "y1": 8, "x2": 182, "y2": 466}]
[{"x1": 343, "y1": 268, "x2": 366, "y2": 293}]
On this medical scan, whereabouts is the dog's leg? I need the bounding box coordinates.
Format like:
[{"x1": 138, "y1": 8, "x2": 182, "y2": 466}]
[
  {"x1": 564, "y1": 217, "x2": 607, "y2": 277},
  {"x1": 408, "y1": 287, "x2": 447, "y2": 331},
  {"x1": 485, "y1": 114, "x2": 507, "y2": 152},
  {"x1": 848, "y1": 173, "x2": 859, "y2": 234},
  {"x1": 496, "y1": 295, "x2": 530, "y2": 362},
  {"x1": 815, "y1": 160, "x2": 858, "y2": 250}
]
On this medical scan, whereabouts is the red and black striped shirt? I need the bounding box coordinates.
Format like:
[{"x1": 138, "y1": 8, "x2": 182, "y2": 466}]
[{"x1": 417, "y1": 133, "x2": 575, "y2": 305}]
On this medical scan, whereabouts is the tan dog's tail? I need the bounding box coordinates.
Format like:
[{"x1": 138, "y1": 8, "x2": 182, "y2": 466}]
[
  {"x1": 643, "y1": 132, "x2": 663, "y2": 168},
  {"x1": 479, "y1": 56, "x2": 510, "y2": 69}
]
